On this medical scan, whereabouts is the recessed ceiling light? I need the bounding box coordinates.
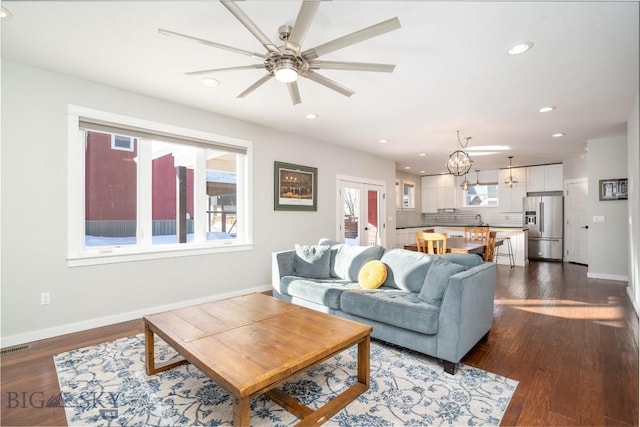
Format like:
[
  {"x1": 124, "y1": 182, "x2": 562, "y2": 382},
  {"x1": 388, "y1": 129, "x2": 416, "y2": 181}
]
[
  {"x1": 201, "y1": 78, "x2": 219, "y2": 87},
  {"x1": 379, "y1": 139, "x2": 388, "y2": 144},
  {"x1": 0, "y1": 6, "x2": 12, "y2": 19},
  {"x1": 552, "y1": 133, "x2": 566, "y2": 138},
  {"x1": 305, "y1": 113, "x2": 318, "y2": 119},
  {"x1": 507, "y1": 41, "x2": 533, "y2": 55},
  {"x1": 404, "y1": 166, "x2": 411, "y2": 170},
  {"x1": 418, "y1": 153, "x2": 426, "y2": 157},
  {"x1": 539, "y1": 106, "x2": 555, "y2": 113},
  {"x1": 420, "y1": 170, "x2": 426, "y2": 174}
]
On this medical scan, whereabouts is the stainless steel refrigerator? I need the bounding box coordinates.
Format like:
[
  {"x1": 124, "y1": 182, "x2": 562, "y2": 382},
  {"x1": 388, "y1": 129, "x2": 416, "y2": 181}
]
[{"x1": 523, "y1": 195, "x2": 564, "y2": 261}]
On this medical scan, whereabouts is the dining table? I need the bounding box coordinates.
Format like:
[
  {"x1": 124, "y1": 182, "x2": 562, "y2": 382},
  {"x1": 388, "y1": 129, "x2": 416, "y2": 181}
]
[{"x1": 404, "y1": 237, "x2": 503, "y2": 255}]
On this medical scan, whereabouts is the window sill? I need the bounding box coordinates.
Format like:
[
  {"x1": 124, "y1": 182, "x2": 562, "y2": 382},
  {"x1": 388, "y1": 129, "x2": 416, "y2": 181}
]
[{"x1": 67, "y1": 242, "x2": 255, "y2": 267}]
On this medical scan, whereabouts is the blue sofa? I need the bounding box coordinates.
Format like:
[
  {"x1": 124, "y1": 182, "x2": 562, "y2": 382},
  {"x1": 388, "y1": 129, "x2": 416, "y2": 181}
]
[{"x1": 271, "y1": 239, "x2": 496, "y2": 374}]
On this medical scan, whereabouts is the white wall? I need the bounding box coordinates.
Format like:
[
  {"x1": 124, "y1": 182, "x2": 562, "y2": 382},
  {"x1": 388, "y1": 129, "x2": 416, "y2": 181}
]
[
  {"x1": 0, "y1": 60, "x2": 396, "y2": 345},
  {"x1": 587, "y1": 136, "x2": 629, "y2": 280},
  {"x1": 563, "y1": 155, "x2": 588, "y2": 181},
  {"x1": 627, "y1": 92, "x2": 640, "y2": 314}
]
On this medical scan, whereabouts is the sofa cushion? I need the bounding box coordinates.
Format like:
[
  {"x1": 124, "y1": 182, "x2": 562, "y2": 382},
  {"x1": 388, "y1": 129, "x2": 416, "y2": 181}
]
[
  {"x1": 318, "y1": 239, "x2": 341, "y2": 274},
  {"x1": 279, "y1": 276, "x2": 357, "y2": 309},
  {"x1": 380, "y1": 248, "x2": 432, "y2": 293},
  {"x1": 293, "y1": 244, "x2": 331, "y2": 279},
  {"x1": 340, "y1": 288, "x2": 440, "y2": 334},
  {"x1": 418, "y1": 257, "x2": 468, "y2": 306},
  {"x1": 440, "y1": 253, "x2": 484, "y2": 269},
  {"x1": 358, "y1": 260, "x2": 387, "y2": 289},
  {"x1": 332, "y1": 245, "x2": 385, "y2": 281}
]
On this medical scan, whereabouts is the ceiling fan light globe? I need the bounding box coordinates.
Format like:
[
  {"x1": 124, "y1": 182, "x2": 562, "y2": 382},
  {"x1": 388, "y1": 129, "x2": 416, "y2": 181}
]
[{"x1": 274, "y1": 66, "x2": 299, "y2": 83}]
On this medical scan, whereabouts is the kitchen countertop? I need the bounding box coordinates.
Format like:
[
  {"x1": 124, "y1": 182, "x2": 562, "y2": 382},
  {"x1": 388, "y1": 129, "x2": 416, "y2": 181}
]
[{"x1": 396, "y1": 224, "x2": 529, "y2": 231}]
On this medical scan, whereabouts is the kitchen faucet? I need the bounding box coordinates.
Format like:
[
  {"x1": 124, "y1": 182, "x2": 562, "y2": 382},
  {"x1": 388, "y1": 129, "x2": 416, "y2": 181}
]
[{"x1": 475, "y1": 213, "x2": 482, "y2": 225}]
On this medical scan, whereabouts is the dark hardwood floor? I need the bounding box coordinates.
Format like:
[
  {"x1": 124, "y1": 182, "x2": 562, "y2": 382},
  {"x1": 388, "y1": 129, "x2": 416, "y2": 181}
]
[{"x1": 1, "y1": 261, "x2": 638, "y2": 426}]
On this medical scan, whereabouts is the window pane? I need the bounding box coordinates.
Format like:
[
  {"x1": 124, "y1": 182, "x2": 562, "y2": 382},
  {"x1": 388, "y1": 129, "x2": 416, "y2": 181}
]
[
  {"x1": 465, "y1": 184, "x2": 499, "y2": 206},
  {"x1": 206, "y1": 151, "x2": 237, "y2": 240},
  {"x1": 151, "y1": 141, "x2": 195, "y2": 245},
  {"x1": 85, "y1": 131, "x2": 137, "y2": 246}
]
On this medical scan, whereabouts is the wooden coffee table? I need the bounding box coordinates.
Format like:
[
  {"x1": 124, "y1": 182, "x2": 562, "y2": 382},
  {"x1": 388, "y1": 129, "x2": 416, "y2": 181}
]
[{"x1": 143, "y1": 293, "x2": 372, "y2": 426}]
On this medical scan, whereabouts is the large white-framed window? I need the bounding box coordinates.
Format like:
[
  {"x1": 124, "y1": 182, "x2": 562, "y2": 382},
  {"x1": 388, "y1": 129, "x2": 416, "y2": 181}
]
[
  {"x1": 67, "y1": 105, "x2": 253, "y2": 266},
  {"x1": 463, "y1": 183, "x2": 499, "y2": 207}
]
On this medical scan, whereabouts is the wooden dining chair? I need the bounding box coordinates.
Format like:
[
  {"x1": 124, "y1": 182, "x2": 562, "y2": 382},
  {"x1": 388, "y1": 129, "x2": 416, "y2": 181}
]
[
  {"x1": 484, "y1": 231, "x2": 498, "y2": 261},
  {"x1": 465, "y1": 226, "x2": 489, "y2": 241},
  {"x1": 416, "y1": 232, "x2": 447, "y2": 254}
]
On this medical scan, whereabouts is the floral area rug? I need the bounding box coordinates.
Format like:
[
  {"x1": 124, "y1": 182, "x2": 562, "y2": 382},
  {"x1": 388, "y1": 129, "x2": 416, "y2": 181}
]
[{"x1": 53, "y1": 334, "x2": 517, "y2": 426}]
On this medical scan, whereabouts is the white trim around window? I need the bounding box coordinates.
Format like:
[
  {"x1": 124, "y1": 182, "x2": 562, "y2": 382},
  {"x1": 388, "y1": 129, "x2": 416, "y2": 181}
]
[{"x1": 67, "y1": 105, "x2": 254, "y2": 267}]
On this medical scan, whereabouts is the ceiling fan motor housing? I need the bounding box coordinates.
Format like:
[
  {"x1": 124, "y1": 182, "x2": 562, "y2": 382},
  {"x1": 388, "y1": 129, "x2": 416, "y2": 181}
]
[{"x1": 265, "y1": 52, "x2": 308, "y2": 76}]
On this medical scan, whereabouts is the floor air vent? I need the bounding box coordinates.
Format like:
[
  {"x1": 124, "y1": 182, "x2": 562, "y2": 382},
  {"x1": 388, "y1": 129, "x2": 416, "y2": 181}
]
[{"x1": 0, "y1": 344, "x2": 31, "y2": 355}]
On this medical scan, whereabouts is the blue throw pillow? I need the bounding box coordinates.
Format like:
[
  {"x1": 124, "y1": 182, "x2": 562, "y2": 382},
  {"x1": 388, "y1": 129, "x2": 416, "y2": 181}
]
[
  {"x1": 293, "y1": 244, "x2": 331, "y2": 279},
  {"x1": 418, "y1": 256, "x2": 468, "y2": 306}
]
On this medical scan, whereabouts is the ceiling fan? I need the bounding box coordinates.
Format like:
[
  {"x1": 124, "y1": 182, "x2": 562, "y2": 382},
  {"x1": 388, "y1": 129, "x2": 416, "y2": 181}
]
[{"x1": 159, "y1": 0, "x2": 401, "y2": 105}]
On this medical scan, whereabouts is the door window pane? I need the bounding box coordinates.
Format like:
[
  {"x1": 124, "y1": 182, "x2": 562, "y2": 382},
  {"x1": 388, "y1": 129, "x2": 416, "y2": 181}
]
[
  {"x1": 366, "y1": 189, "x2": 380, "y2": 246},
  {"x1": 343, "y1": 187, "x2": 360, "y2": 245}
]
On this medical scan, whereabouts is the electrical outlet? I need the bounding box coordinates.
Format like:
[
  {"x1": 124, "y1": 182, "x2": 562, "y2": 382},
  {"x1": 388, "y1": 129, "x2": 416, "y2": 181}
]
[{"x1": 41, "y1": 292, "x2": 50, "y2": 305}]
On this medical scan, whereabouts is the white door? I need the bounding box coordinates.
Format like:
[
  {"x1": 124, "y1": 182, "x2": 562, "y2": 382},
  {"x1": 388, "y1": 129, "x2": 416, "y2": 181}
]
[
  {"x1": 338, "y1": 179, "x2": 385, "y2": 246},
  {"x1": 565, "y1": 179, "x2": 588, "y2": 264}
]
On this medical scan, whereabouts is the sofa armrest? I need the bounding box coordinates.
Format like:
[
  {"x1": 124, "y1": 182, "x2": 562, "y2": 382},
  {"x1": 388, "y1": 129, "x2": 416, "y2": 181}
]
[
  {"x1": 272, "y1": 250, "x2": 295, "y2": 291},
  {"x1": 436, "y1": 262, "x2": 496, "y2": 364}
]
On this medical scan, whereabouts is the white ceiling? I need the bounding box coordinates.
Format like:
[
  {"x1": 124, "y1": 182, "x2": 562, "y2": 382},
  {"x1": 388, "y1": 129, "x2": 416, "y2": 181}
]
[{"x1": 2, "y1": 1, "x2": 638, "y2": 175}]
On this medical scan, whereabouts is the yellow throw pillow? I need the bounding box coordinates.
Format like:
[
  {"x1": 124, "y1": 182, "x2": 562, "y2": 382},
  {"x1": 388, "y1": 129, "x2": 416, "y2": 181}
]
[{"x1": 358, "y1": 260, "x2": 387, "y2": 289}]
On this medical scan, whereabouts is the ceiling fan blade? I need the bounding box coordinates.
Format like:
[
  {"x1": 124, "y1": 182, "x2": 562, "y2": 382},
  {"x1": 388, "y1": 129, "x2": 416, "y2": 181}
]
[
  {"x1": 185, "y1": 64, "x2": 265, "y2": 77},
  {"x1": 237, "y1": 73, "x2": 273, "y2": 98},
  {"x1": 303, "y1": 70, "x2": 355, "y2": 97},
  {"x1": 220, "y1": 1, "x2": 280, "y2": 54},
  {"x1": 287, "y1": 81, "x2": 302, "y2": 105},
  {"x1": 309, "y1": 60, "x2": 396, "y2": 73},
  {"x1": 158, "y1": 29, "x2": 265, "y2": 59},
  {"x1": 302, "y1": 17, "x2": 401, "y2": 60},
  {"x1": 286, "y1": 0, "x2": 321, "y2": 54}
]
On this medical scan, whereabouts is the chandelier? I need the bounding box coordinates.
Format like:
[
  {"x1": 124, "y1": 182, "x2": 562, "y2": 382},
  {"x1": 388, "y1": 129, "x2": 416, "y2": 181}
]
[
  {"x1": 446, "y1": 130, "x2": 473, "y2": 176},
  {"x1": 504, "y1": 155, "x2": 518, "y2": 187}
]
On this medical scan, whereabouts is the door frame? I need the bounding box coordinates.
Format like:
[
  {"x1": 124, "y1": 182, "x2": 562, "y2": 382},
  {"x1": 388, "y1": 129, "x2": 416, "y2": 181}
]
[{"x1": 336, "y1": 175, "x2": 386, "y2": 246}]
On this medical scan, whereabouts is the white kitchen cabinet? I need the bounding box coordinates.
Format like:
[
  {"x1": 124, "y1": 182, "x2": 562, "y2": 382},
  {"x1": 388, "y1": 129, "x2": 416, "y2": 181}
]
[
  {"x1": 421, "y1": 175, "x2": 457, "y2": 212},
  {"x1": 420, "y1": 176, "x2": 438, "y2": 213},
  {"x1": 421, "y1": 188, "x2": 438, "y2": 213},
  {"x1": 499, "y1": 167, "x2": 526, "y2": 212},
  {"x1": 437, "y1": 187, "x2": 456, "y2": 209},
  {"x1": 526, "y1": 164, "x2": 563, "y2": 192},
  {"x1": 525, "y1": 166, "x2": 546, "y2": 192},
  {"x1": 544, "y1": 164, "x2": 563, "y2": 191}
]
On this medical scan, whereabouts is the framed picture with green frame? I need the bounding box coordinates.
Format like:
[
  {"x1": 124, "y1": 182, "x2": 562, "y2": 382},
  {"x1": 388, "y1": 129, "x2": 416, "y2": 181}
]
[{"x1": 274, "y1": 161, "x2": 318, "y2": 211}]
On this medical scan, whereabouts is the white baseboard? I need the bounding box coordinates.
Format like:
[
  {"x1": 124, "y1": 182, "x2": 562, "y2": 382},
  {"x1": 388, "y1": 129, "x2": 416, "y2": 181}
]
[
  {"x1": 0, "y1": 285, "x2": 272, "y2": 348},
  {"x1": 586, "y1": 272, "x2": 629, "y2": 281}
]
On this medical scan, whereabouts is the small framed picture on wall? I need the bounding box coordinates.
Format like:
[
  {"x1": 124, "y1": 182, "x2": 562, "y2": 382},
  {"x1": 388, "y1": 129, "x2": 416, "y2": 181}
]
[{"x1": 599, "y1": 178, "x2": 628, "y2": 201}]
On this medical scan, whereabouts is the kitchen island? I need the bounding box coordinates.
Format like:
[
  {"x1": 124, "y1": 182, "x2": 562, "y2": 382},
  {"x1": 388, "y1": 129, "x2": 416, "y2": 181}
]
[{"x1": 396, "y1": 225, "x2": 528, "y2": 267}]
